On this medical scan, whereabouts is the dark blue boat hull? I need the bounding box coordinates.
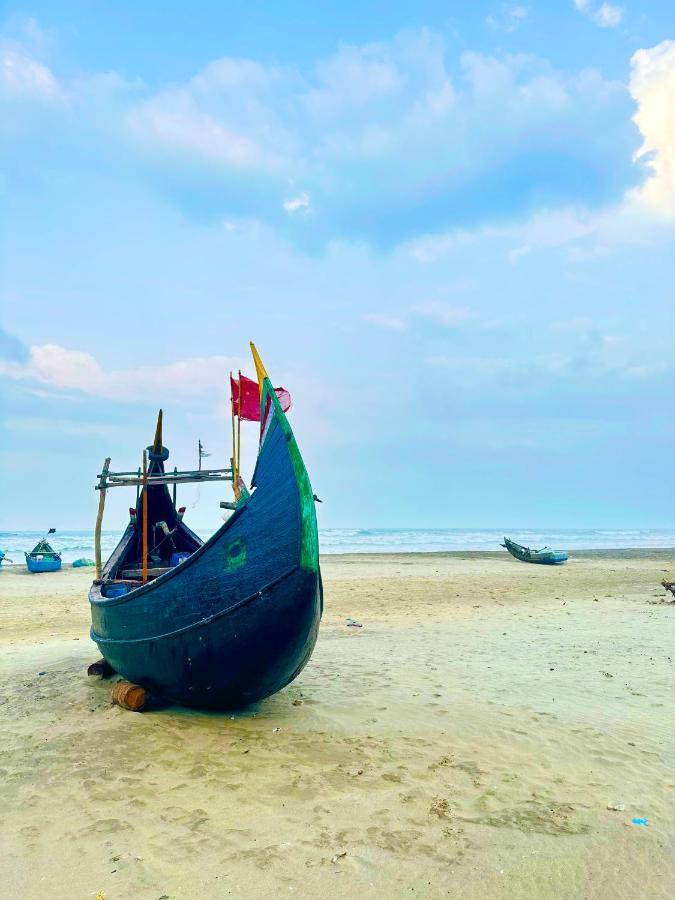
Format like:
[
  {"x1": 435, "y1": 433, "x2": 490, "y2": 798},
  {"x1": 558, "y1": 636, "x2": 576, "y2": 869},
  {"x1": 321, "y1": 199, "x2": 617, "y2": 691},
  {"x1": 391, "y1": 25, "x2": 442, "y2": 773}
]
[
  {"x1": 92, "y1": 567, "x2": 321, "y2": 708},
  {"x1": 89, "y1": 365, "x2": 322, "y2": 709}
]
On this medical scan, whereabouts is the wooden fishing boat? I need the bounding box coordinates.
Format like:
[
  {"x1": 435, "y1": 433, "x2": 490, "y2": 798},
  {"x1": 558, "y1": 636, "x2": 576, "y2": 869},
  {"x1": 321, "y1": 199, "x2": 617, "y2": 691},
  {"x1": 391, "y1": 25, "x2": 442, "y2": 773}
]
[
  {"x1": 501, "y1": 536, "x2": 568, "y2": 565},
  {"x1": 89, "y1": 344, "x2": 322, "y2": 709},
  {"x1": 25, "y1": 533, "x2": 62, "y2": 573}
]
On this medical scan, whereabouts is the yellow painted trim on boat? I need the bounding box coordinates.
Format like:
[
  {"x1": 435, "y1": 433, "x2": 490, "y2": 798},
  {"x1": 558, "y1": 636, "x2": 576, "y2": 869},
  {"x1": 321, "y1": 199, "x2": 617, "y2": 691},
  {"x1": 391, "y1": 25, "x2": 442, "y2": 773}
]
[{"x1": 250, "y1": 342, "x2": 268, "y2": 387}]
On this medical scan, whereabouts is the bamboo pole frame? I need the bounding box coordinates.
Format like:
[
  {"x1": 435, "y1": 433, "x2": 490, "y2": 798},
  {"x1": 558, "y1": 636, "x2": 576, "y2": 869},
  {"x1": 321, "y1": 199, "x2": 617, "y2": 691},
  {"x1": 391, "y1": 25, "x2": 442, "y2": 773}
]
[
  {"x1": 142, "y1": 449, "x2": 148, "y2": 584},
  {"x1": 230, "y1": 370, "x2": 237, "y2": 480},
  {"x1": 97, "y1": 468, "x2": 232, "y2": 489},
  {"x1": 95, "y1": 457, "x2": 111, "y2": 580},
  {"x1": 237, "y1": 369, "x2": 242, "y2": 482}
]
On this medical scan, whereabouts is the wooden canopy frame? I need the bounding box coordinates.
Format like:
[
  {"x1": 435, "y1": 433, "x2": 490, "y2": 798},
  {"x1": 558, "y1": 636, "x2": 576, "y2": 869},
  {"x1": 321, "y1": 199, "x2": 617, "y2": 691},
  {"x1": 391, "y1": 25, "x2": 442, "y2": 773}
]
[{"x1": 93, "y1": 411, "x2": 233, "y2": 581}]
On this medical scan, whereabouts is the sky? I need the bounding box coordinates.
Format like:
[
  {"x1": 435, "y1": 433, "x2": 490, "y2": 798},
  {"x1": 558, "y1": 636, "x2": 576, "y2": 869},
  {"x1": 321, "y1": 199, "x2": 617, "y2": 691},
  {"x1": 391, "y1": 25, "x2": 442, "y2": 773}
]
[{"x1": 0, "y1": 1, "x2": 674, "y2": 532}]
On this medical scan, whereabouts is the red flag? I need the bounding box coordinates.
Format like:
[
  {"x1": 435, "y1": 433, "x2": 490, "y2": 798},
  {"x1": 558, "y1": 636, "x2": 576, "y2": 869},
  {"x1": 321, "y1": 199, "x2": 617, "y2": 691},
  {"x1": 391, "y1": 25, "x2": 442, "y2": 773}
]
[{"x1": 231, "y1": 373, "x2": 291, "y2": 422}]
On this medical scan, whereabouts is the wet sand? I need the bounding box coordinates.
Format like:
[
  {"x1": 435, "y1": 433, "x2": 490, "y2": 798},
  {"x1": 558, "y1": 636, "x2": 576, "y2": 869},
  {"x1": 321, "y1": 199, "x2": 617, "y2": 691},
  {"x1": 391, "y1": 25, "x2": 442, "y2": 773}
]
[{"x1": 1, "y1": 551, "x2": 674, "y2": 899}]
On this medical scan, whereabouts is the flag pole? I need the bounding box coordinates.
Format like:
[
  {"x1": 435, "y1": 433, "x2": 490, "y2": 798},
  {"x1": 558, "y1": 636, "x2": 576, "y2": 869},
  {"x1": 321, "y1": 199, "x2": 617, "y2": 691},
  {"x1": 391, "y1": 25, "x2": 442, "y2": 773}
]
[
  {"x1": 142, "y1": 449, "x2": 148, "y2": 584},
  {"x1": 229, "y1": 371, "x2": 237, "y2": 487},
  {"x1": 237, "y1": 369, "x2": 242, "y2": 483}
]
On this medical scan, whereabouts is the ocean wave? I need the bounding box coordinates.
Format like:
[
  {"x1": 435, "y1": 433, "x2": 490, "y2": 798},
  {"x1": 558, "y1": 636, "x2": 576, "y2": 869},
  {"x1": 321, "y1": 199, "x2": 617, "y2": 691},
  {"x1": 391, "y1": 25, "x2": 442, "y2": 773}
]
[{"x1": 1, "y1": 527, "x2": 673, "y2": 562}]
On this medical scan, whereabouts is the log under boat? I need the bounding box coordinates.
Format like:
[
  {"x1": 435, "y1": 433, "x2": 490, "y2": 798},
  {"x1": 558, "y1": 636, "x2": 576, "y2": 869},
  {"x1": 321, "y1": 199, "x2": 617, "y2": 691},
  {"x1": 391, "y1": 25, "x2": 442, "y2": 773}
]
[
  {"x1": 501, "y1": 536, "x2": 568, "y2": 565},
  {"x1": 89, "y1": 344, "x2": 322, "y2": 709}
]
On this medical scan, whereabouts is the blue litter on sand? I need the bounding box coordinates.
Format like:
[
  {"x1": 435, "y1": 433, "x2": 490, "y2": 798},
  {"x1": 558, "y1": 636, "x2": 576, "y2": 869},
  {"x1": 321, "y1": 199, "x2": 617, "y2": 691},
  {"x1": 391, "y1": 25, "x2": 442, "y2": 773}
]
[{"x1": 632, "y1": 817, "x2": 648, "y2": 826}]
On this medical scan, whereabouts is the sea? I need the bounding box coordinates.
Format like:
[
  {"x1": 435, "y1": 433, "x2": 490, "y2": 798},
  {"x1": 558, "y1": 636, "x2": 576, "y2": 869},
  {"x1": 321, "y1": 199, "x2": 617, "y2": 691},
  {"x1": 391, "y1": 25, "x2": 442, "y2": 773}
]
[{"x1": 1, "y1": 528, "x2": 673, "y2": 564}]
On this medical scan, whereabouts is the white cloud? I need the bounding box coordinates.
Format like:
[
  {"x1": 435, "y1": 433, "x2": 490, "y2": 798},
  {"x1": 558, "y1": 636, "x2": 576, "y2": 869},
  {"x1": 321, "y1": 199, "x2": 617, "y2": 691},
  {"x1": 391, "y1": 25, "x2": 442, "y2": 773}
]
[
  {"x1": 0, "y1": 22, "x2": 655, "y2": 251},
  {"x1": 567, "y1": 244, "x2": 611, "y2": 262},
  {"x1": 411, "y1": 302, "x2": 471, "y2": 327},
  {"x1": 486, "y1": 5, "x2": 529, "y2": 34},
  {"x1": 305, "y1": 41, "x2": 403, "y2": 117},
  {"x1": 595, "y1": 3, "x2": 624, "y2": 27},
  {"x1": 127, "y1": 55, "x2": 295, "y2": 172},
  {"x1": 628, "y1": 41, "x2": 675, "y2": 218},
  {"x1": 404, "y1": 38, "x2": 675, "y2": 266},
  {"x1": 364, "y1": 313, "x2": 407, "y2": 331},
  {"x1": 406, "y1": 207, "x2": 603, "y2": 263},
  {"x1": 283, "y1": 192, "x2": 311, "y2": 213},
  {"x1": 0, "y1": 48, "x2": 61, "y2": 99},
  {"x1": 0, "y1": 344, "x2": 246, "y2": 404},
  {"x1": 573, "y1": 1, "x2": 623, "y2": 28},
  {"x1": 130, "y1": 106, "x2": 266, "y2": 168}
]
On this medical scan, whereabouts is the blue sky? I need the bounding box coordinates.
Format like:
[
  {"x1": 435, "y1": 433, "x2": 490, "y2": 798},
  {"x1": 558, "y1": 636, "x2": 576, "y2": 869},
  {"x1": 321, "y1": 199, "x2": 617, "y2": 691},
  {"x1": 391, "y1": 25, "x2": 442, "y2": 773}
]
[{"x1": 1, "y1": 1, "x2": 673, "y2": 531}]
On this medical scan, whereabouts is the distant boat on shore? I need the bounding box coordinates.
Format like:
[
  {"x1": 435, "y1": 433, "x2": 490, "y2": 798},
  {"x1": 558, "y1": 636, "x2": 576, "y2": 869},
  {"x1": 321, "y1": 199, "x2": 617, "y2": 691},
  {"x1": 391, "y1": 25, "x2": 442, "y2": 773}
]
[
  {"x1": 501, "y1": 536, "x2": 568, "y2": 565},
  {"x1": 25, "y1": 530, "x2": 62, "y2": 573}
]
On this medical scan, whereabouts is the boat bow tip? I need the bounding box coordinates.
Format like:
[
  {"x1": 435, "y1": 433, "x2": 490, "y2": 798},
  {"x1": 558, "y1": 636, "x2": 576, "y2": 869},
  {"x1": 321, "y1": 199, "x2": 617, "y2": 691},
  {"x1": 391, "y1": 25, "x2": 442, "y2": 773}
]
[
  {"x1": 249, "y1": 342, "x2": 268, "y2": 386},
  {"x1": 153, "y1": 409, "x2": 163, "y2": 453}
]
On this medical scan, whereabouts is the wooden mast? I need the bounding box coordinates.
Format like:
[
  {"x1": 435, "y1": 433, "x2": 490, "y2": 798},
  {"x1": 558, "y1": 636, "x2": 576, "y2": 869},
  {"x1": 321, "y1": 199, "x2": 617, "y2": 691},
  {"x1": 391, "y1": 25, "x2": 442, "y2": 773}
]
[
  {"x1": 230, "y1": 371, "x2": 236, "y2": 476},
  {"x1": 236, "y1": 370, "x2": 242, "y2": 484},
  {"x1": 95, "y1": 457, "x2": 111, "y2": 580},
  {"x1": 144, "y1": 409, "x2": 161, "y2": 583},
  {"x1": 142, "y1": 449, "x2": 148, "y2": 584}
]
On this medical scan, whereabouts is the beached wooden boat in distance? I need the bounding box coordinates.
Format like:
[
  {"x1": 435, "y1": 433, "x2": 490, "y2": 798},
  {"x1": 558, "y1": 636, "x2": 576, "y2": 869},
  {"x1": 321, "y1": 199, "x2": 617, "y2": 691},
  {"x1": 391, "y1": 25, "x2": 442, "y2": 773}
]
[
  {"x1": 25, "y1": 531, "x2": 62, "y2": 573},
  {"x1": 88, "y1": 344, "x2": 322, "y2": 709},
  {"x1": 501, "y1": 536, "x2": 568, "y2": 565}
]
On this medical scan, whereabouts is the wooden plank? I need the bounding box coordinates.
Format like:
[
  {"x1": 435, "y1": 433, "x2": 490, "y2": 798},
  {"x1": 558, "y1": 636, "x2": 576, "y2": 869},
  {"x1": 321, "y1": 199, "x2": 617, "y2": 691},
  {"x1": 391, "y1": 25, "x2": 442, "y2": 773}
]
[
  {"x1": 99, "y1": 476, "x2": 232, "y2": 489},
  {"x1": 100, "y1": 467, "x2": 232, "y2": 478},
  {"x1": 142, "y1": 450, "x2": 148, "y2": 585},
  {"x1": 237, "y1": 369, "x2": 242, "y2": 481},
  {"x1": 95, "y1": 457, "x2": 111, "y2": 580},
  {"x1": 120, "y1": 566, "x2": 174, "y2": 578},
  {"x1": 230, "y1": 370, "x2": 237, "y2": 480}
]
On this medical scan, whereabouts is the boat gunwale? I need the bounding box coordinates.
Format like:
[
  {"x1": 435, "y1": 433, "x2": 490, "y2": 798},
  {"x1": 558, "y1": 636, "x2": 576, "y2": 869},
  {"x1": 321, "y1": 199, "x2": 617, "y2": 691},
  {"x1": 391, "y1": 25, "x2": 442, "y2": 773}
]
[
  {"x1": 91, "y1": 562, "x2": 302, "y2": 644},
  {"x1": 90, "y1": 498, "x2": 250, "y2": 607}
]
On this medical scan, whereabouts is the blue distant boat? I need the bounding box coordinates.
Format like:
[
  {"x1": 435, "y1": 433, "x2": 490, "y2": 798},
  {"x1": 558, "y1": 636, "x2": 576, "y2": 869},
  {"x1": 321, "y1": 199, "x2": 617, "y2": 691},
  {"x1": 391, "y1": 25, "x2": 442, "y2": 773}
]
[
  {"x1": 501, "y1": 536, "x2": 568, "y2": 565},
  {"x1": 25, "y1": 530, "x2": 62, "y2": 573}
]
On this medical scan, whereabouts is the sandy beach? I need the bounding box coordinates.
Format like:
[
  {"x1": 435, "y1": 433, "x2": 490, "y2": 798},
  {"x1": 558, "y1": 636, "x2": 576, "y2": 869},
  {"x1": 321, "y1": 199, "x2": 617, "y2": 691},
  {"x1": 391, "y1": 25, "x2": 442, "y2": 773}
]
[{"x1": 1, "y1": 551, "x2": 673, "y2": 899}]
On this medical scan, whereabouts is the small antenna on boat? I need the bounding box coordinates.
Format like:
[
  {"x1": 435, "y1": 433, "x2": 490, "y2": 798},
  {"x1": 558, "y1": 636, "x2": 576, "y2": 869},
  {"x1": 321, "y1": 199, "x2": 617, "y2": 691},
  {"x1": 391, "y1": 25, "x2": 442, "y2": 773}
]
[{"x1": 198, "y1": 439, "x2": 211, "y2": 471}]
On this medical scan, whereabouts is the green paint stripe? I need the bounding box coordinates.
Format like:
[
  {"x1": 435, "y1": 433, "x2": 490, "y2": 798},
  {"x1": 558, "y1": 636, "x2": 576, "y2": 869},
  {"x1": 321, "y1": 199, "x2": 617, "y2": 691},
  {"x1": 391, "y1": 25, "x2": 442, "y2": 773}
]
[{"x1": 260, "y1": 378, "x2": 318, "y2": 571}]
